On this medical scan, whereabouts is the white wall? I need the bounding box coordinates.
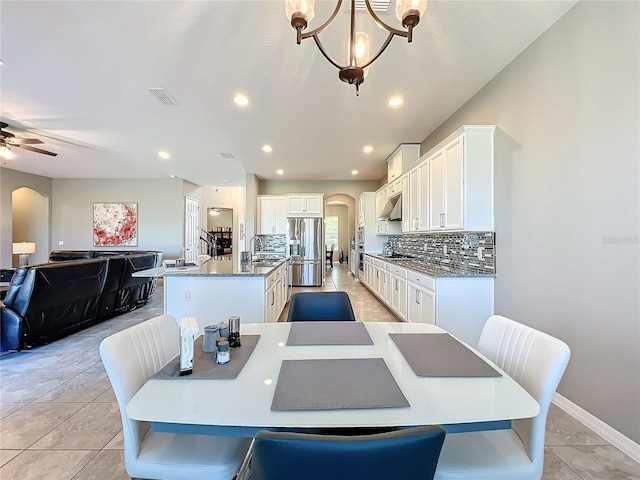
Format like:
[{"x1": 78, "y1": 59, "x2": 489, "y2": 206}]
[
  {"x1": 51, "y1": 178, "x2": 185, "y2": 257},
  {"x1": 258, "y1": 179, "x2": 381, "y2": 200},
  {"x1": 421, "y1": 1, "x2": 639, "y2": 443}
]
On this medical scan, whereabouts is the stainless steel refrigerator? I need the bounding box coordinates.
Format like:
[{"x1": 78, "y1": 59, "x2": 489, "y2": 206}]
[{"x1": 287, "y1": 217, "x2": 323, "y2": 286}]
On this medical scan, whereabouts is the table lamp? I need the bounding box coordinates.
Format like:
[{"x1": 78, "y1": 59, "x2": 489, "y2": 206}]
[{"x1": 13, "y1": 242, "x2": 36, "y2": 267}]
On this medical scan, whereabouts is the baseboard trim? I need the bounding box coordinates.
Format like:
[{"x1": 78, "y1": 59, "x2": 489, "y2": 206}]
[{"x1": 553, "y1": 393, "x2": 640, "y2": 462}]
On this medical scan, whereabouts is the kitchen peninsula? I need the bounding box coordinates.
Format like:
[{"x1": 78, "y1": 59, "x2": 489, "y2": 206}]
[{"x1": 134, "y1": 256, "x2": 290, "y2": 331}]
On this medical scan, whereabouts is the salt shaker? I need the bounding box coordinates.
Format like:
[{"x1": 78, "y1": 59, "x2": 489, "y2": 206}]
[
  {"x1": 228, "y1": 315, "x2": 241, "y2": 348},
  {"x1": 216, "y1": 340, "x2": 230, "y2": 364}
]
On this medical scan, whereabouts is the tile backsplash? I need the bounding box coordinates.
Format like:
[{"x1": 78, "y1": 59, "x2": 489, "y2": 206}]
[
  {"x1": 256, "y1": 234, "x2": 287, "y2": 253},
  {"x1": 387, "y1": 232, "x2": 495, "y2": 275}
]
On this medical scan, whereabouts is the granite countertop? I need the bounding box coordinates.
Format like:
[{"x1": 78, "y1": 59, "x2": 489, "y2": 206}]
[
  {"x1": 133, "y1": 256, "x2": 289, "y2": 278},
  {"x1": 366, "y1": 253, "x2": 495, "y2": 278}
]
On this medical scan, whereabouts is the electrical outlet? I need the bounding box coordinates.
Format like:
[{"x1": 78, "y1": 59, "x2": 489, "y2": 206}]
[
  {"x1": 443, "y1": 245, "x2": 448, "y2": 255},
  {"x1": 423, "y1": 244, "x2": 428, "y2": 251},
  {"x1": 58, "y1": 240, "x2": 64, "y2": 246},
  {"x1": 184, "y1": 290, "x2": 191, "y2": 301},
  {"x1": 477, "y1": 247, "x2": 483, "y2": 259}
]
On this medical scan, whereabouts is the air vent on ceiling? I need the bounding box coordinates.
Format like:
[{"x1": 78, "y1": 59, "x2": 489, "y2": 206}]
[
  {"x1": 147, "y1": 88, "x2": 179, "y2": 105},
  {"x1": 346, "y1": 0, "x2": 392, "y2": 13},
  {"x1": 220, "y1": 153, "x2": 235, "y2": 159}
]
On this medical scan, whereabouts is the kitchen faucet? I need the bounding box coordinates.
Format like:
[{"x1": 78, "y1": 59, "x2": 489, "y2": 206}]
[{"x1": 249, "y1": 236, "x2": 264, "y2": 260}]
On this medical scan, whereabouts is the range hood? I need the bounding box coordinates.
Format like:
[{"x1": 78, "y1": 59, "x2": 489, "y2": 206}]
[{"x1": 378, "y1": 194, "x2": 402, "y2": 221}]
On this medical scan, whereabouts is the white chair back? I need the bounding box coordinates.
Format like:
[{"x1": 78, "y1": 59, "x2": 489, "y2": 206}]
[
  {"x1": 99, "y1": 314, "x2": 179, "y2": 459},
  {"x1": 477, "y1": 315, "x2": 571, "y2": 466}
]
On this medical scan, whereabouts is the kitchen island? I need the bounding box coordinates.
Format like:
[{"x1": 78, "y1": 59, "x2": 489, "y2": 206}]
[{"x1": 134, "y1": 256, "x2": 290, "y2": 331}]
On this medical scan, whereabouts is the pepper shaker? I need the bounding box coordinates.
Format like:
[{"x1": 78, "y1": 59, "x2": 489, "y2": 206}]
[{"x1": 228, "y1": 315, "x2": 241, "y2": 348}]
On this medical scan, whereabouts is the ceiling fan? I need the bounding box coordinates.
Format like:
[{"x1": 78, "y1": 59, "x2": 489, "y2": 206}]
[{"x1": 0, "y1": 122, "x2": 58, "y2": 157}]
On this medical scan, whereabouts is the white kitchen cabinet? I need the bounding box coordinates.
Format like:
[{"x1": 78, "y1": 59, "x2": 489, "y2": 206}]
[
  {"x1": 404, "y1": 160, "x2": 430, "y2": 233},
  {"x1": 264, "y1": 263, "x2": 287, "y2": 323},
  {"x1": 429, "y1": 137, "x2": 463, "y2": 230},
  {"x1": 375, "y1": 186, "x2": 387, "y2": 234},
  {"x1": 387, "y1": 177, "x2": 403, "y2": 197},
  {"x1": 387, "y1": 263, "x2": 408, "y2": 321},
  {"x1": 257, "y1": 196, "x2": 287, "y2": 234},
  {"x1": 407, "y1": 270, "x2": 436, "y2": 325},
  {"x1": 428, "y1": 126, "x2": 495, "y2": 231},
  {"x1": 407, "y1": 283, "x2": 436, "y2": 325},
  {"x1": 286, "y1": 194, "x2": 324, "y2": 217},
  {"x1": 357, "y1": 194, "x2": 366, "y2": 226},
  {"x1": 388, "y1": 144, "x2": 421, "y2": 180}
]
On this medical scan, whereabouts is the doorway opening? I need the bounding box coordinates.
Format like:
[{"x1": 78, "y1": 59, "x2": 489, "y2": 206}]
[{"x1": 206, "y1": 207, "x2": 233, "y2": 257}]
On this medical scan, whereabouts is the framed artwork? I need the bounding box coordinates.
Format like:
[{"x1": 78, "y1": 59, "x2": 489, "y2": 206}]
[{"x1": 93, "y1": 202, "x2": 138, "y2": 247}]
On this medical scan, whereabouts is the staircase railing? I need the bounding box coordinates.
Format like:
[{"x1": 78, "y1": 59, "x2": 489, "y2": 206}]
[{"x1": 200, "y1": 229, "x2": 216, "y2": 256}]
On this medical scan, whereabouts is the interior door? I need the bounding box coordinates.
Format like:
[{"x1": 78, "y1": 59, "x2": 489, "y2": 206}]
[{"x1": 184, "y1": 196, "x2": 200, "y2": 264}]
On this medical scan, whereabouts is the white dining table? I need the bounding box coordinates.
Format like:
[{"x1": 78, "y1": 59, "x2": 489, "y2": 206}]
[{"x1": 126, "y1": 322, "x2": 539, "y2": 437}]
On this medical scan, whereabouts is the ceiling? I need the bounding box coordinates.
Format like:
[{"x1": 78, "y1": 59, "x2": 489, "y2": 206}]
[{"x1": 0, "y1": 0, "x2": 576, "y2": 187}]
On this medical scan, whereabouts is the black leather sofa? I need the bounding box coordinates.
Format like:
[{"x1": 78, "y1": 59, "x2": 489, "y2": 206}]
[{"x1": 1, "y1": 250, "x2": 162, "y2": 351}]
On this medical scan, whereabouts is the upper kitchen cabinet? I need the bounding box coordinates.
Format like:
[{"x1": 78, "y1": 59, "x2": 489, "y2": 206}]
[
  {"x1": 257, "y1": 195, "x2": 287, "y2": 234},
  {"x1": 387, "y1": 144, "x2": 420, "y2": 182},
  {"x1": 429, "y1": 126, "x2": 495, "y2": 232},
  {"x1": 403, "y1": 159, "x2": 430, "y2": 233},
  {"x1": 286, "y1": 194, "x2": 324, "y2": 217}
]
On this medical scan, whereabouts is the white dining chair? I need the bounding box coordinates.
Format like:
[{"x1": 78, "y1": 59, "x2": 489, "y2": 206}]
[
  {"x1": 434, "y1": 315, "x2": 571, "y2": 480},
  {"x1": 99, "y1": 314, "x2": 252, "y2": 480}
]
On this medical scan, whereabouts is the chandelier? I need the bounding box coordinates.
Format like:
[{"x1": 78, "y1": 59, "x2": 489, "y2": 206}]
[{"x1": 285, "y1": 0, "x2": 427, "y2": 95}]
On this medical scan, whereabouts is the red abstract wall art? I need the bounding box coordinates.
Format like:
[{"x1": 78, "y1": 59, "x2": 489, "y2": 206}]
[{"x1": 93, "y1": 202, "x2": 138, "y2": 247}]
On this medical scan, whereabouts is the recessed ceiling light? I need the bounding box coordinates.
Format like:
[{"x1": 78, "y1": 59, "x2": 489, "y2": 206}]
[
  {"x1": 276, "y1": 169, "x2": 284, "y2": 175},
  {"x1": 158, "y1": 151, "x2": 170, "y2": 159},
  {"x1": 351, "y1": 170, "x2": 359, "y2": 175},
  {"x1": 262, "y1": 145, "x2": 273, "y2": 153},
  {"x1": 363, "y1": 145, "x2": 373, "y2": 154},
  {"x1": 233, "y1": 94, "x2": 249, "y2": 106},
  {"x1": 169, "y1": 174, "x2": 176, "y2": 178},
  {"x1": 388, "y1": 96, "x2": 403, "y2": 108},
  {"x1": 221, "y1": 179, "x2": 231, "y2": 183}
]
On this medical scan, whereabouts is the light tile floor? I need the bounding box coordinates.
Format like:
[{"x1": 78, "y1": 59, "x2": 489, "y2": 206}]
[{"x1": 0, "y1": 264, "x2": 638, "y2": 479}]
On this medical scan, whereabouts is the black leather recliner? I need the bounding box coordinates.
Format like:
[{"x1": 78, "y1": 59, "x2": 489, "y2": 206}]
[{"x1": 1, "y1": 259, "x2": 109, "y2": 350}]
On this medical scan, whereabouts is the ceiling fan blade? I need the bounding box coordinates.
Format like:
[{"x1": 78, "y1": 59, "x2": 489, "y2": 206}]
[
  {"x1": 7, "y1": 138, "x2": 44, "y2": 145},
  {"x1": 0, "y1": 130, "x2": 16, "y2": 138},
  {"x1": 18, "y1": 144, "x2": 58, "y2": 156}
]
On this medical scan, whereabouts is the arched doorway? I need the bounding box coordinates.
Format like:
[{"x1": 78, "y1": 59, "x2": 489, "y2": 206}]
[
  {"x1": 12, "y1": 187, "x2": 49, "y2": 266},
  {"x1": 324, "y1": 194, "x2": 355, "y2": 272}
]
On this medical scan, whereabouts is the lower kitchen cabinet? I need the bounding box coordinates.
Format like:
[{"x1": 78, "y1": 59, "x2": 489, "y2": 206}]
[
  {"x1": 265, "y1": 263, "x2": 288, "y2": 323},
  {"x1": 362, "y1": 254, "x2": 493, "y2": 345},
  {"x1": 408, "y1": 282, "x2": 435, "y2": 324}
]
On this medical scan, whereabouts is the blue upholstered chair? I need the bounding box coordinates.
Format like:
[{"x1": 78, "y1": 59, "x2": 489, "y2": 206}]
[
  {"x1": 250, "y1": 425, "x2": 446, "y2": 480},
  {"x1": 286, "y1": 291, "x2": 356, "y2": 321}
]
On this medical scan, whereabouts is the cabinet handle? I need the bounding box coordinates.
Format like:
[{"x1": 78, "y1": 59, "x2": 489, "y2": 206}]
[
  {"x1": 440, "y1": 213, "x2": 445, "y2": 228},
  {"x1": 416, "y1": 290, "x2": 421, "y2": 305},
  {"x1": 271, "y1": 291, "x2": 275, "y2": 306},
  {"x1": 396, "y1": 280, "x2": 399, "y2": 291}
]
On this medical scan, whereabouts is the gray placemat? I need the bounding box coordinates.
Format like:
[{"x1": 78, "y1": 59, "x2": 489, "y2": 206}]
[
  {"x1": 286, "y1": 322, "x2": 374, "y2": 346},
  {"x1": 271, "y1": 358, "x2": 409, "y2": 411},
  {"x1": 389, "y1": 333, "x2": 501, "y2": 377},
  {"x1": 153, "y1": 334, "x2": 260, "y2": 379}
]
